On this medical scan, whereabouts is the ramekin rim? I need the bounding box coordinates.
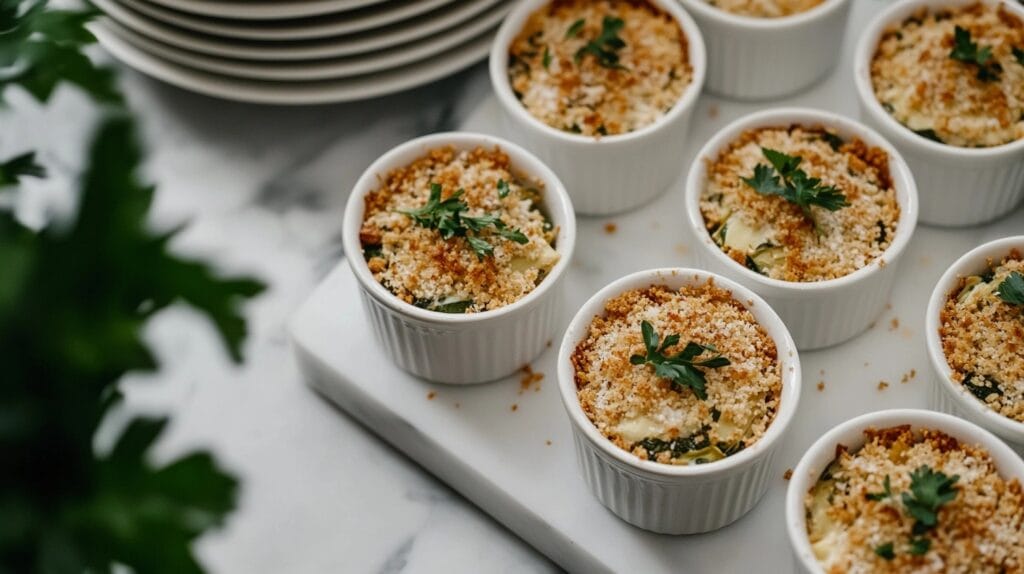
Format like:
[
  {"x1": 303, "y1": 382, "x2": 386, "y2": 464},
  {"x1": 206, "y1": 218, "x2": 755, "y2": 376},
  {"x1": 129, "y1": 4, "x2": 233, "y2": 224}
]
[
  {"x1": 342, "y1": 131, "x2": 577, "y2": 325},
  {"x1": 852, "y1": 0, "x2": 1024, "y2": 159},
  {"x1": 785, "y1": 408, "x2": 1024, "y2": 573},
  {"x1": 487, "y1": 0, "x2": 707, "y2": 146},
  {"x1": 924, "y1": 235, "x2": 1024, "y2": 440},
  {"x1": 678, "y1": 0, "x2": 849, "y2": 29},
  {"x1": 683, "y1": 106, "x2": 919, "y2": 293},
  {"x1": 556, "y1": 267, "x2": 802, "y2": 478}
]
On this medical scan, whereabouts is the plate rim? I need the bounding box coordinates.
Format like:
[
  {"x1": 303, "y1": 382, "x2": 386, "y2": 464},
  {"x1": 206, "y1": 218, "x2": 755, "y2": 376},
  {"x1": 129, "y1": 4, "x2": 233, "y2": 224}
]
[
  {"x1": 91, "y1": 22, "x2": 493, "y2": 105},
  {"x1": 94, "y1": 0, "x2": 503, "y2": 60},
  {"x1": 122, "y1": 0, "x2": 459, "y2": 41},
  {"x1": 144, "y1": 0, "x2": 387, "y2": 20},
  {"x1": 96, "y1": 4, "x2": 507, "y2": 82}
]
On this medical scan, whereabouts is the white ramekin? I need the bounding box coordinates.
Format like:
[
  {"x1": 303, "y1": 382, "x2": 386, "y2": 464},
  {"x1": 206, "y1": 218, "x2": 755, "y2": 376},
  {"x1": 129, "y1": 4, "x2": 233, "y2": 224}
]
[
  {"x1": 853, "y1": 0, "x2": 1024, "y2": 227},
  {"x1": 557, "y1": 267, "x2": 801, "y2": 534},
  {"x1": 342, "y1": 132, "x2": 576, "y2": 384},
  {"x1": 678, "y1": 0, "x2": 850, "y2": 100},
  {"x1": 786, "y1": 409, "x2": 1024, "y2": 573},
  {"x1": 926, "y1": 236, "x2": 1024, "y2": 455},
  {"x1": 488, "y1": 0, "x2": 706, "y2": 215},
  {"x1": 683, "y1": 107, "x2": 919, "y2": 350}
]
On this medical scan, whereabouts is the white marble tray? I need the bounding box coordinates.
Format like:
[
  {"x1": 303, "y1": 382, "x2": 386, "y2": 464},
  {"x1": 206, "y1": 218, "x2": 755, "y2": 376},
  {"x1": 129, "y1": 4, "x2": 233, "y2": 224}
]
[{"x1": 290, "y1": 1, "x2": 1024, "y2": 570}]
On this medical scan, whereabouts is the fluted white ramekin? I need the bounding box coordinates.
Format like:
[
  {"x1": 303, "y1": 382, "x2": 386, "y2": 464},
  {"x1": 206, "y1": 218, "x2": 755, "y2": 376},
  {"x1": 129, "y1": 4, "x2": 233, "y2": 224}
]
[
  {"x1": 678, "y1": 0, "x2": 850, "y2": 100},
  {"x1": 488, "y1": 0, "x2": 706, "y2": 215},
  {"x1": 557, "y1": 267, "x2": 801, "y2": 534},
  {"x1": 684, "y1": 107, "x2": 919, "y2": 350},
  {"x1": 343, "y1": 132, "x2": 576, "y2": 384},
  {"x1": 786, "y1": 409, "x2": 1024, "y2": 573},
  {"x1": 854, "y1": 0, "x2": 1024, "y2": 226},
  {"x1": 926, "y1": 236, "x2": 1024, "y2": 455}
]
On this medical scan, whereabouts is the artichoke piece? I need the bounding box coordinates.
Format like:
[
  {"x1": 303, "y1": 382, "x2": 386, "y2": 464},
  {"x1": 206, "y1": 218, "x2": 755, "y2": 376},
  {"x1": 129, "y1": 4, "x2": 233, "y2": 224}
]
[
  {"x1": 749, "y1": 243, "x2": 786, "y2": 275},
  {"x1": 957, "y1": 274, "x2": 997, "y2": 307}
]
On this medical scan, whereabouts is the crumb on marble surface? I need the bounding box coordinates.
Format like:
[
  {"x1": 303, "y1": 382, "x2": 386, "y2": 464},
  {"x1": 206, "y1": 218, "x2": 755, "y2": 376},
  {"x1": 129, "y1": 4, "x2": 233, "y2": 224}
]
[
  {"x1": 511, "y1": 404, "x2": 518, "y2": 412},
  {"x1": 877, "y1": 380, "x2": 889, "y2": 390},
  {"x1": 604, "y1": 222, "x2": 617, "y2": 234},
  {"x1": 817, "y1": 381, "x2": 825, "y2": 392},
  {"x1": 427, "y1": 391, "x2": 436, "y2": 400},
  {"x1": 520, "y1": 365, "x2": 544, "y2": 394}
]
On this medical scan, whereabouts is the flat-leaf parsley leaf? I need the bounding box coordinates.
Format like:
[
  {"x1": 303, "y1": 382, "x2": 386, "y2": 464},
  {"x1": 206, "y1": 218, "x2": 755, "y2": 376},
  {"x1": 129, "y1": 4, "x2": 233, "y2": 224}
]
[
  {"x1": 742, "y1": 147, "x2": 850, "y2": 229},
  {"x1": 950, "y1": 26, "x2": 1001, "y2": 82},
  {"x1": 997, "y1": 271, "x2": 1024, "y2": 307},
  {"x1": 629, "y1": 320, "x2": 730, "y2": 400},
  {"x1": 401, "y1": 183, "x2": 528, "y2": 259},
  {"x1": 574, "y1": 16, "x2": 627, "y2": 69}
]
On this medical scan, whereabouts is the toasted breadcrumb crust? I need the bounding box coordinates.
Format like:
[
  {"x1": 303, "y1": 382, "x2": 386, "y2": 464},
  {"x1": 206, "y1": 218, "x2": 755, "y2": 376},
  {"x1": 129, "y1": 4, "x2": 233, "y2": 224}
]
[
  {"x1": 359, "y1": 146, "x2": 559, "y2": 313},
  {"x1": 871, "y1": 4, "x2": 1024, "y2": 148},
  {"x1": 940, "y1": 250, "x2": 1024, "y2": 422},
  {"x1": 572, "y1": 283, "x2": 782, "y2": 466},
  {"x1": 805, "y1": 426, "x2": 1024, "y2": 573},
  {"x1": 699, "y1": 125, "x2": 900, "y2": 282},
  {"x1": 508, "y1": 0, "x2": 691, "y2": 137},
  {"x1": 705, "y1": 0, "x2": 823, "y2": 18}
]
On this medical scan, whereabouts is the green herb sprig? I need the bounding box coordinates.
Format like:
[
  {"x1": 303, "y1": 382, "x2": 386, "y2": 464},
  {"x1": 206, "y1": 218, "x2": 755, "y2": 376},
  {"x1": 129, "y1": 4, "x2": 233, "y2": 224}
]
[
  {"x1": 866, "y1": 466, "x2": 959, "y2": 561},
  {"x1": 950, "y1": 26, "x2": 1001, "y2": 82},
  {"x1": 0, "y1": 151, "x2": 45, "y2": 186},
  {"x1": 401, "y1": 183, "x2": 528, "y2": 259},
  {"x1": 742, "y1": 148, "x2": 850, "y2": 230},
  {"x1": 629, "y1": 320, "x2": 730, "y2": 400},
  {"x1": 574, "y1": 16, "x2": 627, "y2": 70},
  {"x1": 997, "y1": 271, "x2": 1024, "y2": 308}
]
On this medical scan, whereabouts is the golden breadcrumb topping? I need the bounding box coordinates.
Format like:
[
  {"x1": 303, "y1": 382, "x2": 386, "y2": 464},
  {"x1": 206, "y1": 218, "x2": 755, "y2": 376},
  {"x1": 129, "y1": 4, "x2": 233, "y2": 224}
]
[
  {"x1": 940, "y1": 249, "x2": 1024, "y2": 422},
  {"x1": 805, "y1": 425, "x2": 1024, "y2": 573},
  {"x1": 572, "y1": 282, "x2": 782, "y2": 466},
  {"x1": 508, "y1": 0, "x2": 691, "y2": 136},
  {"x1": 871, "y1": 4, "x2": 1024, "y2": 147},
  {"x1": 705, "y1": 0, "x2": 823, "y2": 18},
  {"x1": 359, "y1": 146, "x2": 559, "y2": 313},
  {"x1": 699, "y1": 125, "x2": 900, "y2": 282}
]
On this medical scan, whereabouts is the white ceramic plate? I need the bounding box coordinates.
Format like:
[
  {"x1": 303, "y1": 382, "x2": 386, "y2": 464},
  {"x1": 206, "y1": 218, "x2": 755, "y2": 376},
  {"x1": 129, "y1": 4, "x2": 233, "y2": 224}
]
[
  {"x1": 94, "y1": 0, "x2": 504, "y2": 61},
  {"x1": 100, "y1": 2, "x2": 508, "y2": 82},
  {"x1": 122, "y1": 0, "x2": 458, "y2": 41},
  {"x1": 91, "y1": 22, "x2": 493, "y2": 104},
  {"x1": 144, "y1": 0, "x2": 387, "y2": 20}
]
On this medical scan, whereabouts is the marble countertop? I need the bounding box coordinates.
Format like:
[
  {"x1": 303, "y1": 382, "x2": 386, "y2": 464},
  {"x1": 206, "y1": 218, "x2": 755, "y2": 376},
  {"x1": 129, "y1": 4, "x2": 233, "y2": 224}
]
[{"x1": 9, "y1": 60, "x2": 556, "y2": 573}]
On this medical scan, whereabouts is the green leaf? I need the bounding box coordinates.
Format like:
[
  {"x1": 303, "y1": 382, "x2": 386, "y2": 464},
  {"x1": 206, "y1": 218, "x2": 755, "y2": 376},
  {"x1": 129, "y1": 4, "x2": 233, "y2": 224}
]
[
  {"x1": 574, "y1": 16, "x2": 627, "y2": 70},
  {"x1": 997, "y1": 271, "x2": 1024, "y2": 307},
  {"x1": 541, "y1": 46, "x2": 551, "y2": 70},
  {"x1": 565, "y1": 18, "x2": 584, "y2": 38},
  {"x1": 949, "y1": 26, "x2": 1001, "y2": 82},
  {"x1": 0, "y1": 3, "x2": 122, "y2": 104},
  {"x1": 632, "y1": 321, "x2": 728, "y2": 401},
  {"x1": 0, "y1": 151, "x2": 45, "y2": 185},
  {"x1": 908, "y1": 537, "x2": 931, "y2": 556},
  {"x1": 743, "y1": 148, "x2": 850, "y2": 221},
  {"x1": 432, "y1": 299, "x2": 473, "y2": 313},
  {"x1": 901, "y1": 465, "x2": 959, "y2": 532},
  {"x1": 400, "y1": 182, "x2": 528, "y2": 259},
  {"x1": 497, "y1": 178, "x2": 511, "y2": 198},
  {"x1": 874, "y1": 542, "x2": 895, "y2": 560},
  {"x1": 1013, "y1": 46, "x2": 1024, "y2": 66}
]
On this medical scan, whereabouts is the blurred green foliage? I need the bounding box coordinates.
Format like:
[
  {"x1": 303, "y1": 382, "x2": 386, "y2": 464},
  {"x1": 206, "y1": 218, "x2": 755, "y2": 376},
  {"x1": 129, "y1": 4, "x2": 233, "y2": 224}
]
[{"x1": 0, "y1": 1, "x2": 266, "y2": 572}]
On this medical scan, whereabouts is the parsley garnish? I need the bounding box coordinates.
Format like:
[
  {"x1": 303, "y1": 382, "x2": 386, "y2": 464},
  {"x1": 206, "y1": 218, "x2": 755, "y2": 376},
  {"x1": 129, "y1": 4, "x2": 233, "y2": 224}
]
[
  {"x1": 1014, "y1": 46, "x2": 1024, "y2": 67},
  {"x1": 997, "y1": 271, "x2": 1024, "y2": 307},
  {"x1": 742, "y1": 148, "x2": 849, "y2": 227},
  {"x1": 400, "y1": 183, "x2": 528, "y2": 259},
  {"x1": 574, "y1": 16, "x2": 627, "y2": 70},
  {"x1": 908, "y1": 537, "x2": 931, "y2": 556},
  {"x1": 565, "y1": 18, "x2": 584, "y2": 38},
  {"x1": 867, "y1": 474, "x2": 892, "y2": 501},
  {"x1": 950, "y1": 26, "x2": 1001, "y2": 82},
  {"x1": 542, "y1": 45, "x2": 552, "y2": 69},
  {"x1": 874, "y1": 542, "x2": 896, "y2": 560},
  {"x1": 497, "y1": 178, "x2": 511, "y2": 198},
  {"x1": 629, "y1": 320, "x2": 730, "y2": 400},
  {"x1": 902, "y1": 465, "x2": 959, "y2": 535}
]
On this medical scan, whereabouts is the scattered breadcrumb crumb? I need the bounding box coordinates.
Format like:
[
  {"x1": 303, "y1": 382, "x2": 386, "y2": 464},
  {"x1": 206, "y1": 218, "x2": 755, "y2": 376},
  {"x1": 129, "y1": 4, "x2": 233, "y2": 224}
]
[
  {"x1": 604, "y1": 222, "x2": 617, "y2": 234},
  {"x1": 817, "y1": 381, "x2": 825, "y2": 392},
  {"x1": 708, "y1": 103, "x2": 719, "y2": 119},
  {"x1": 900, "y1": 369, "x2": 917, "y2": 384},
  {"x1": 889, "y1": 317, "x2": 900, "y2": 331},
  {"x1": 454, "y1": 402, "x2": 461, "y2": 409},
  {"x1": 784, "y1": 468, "x2": 794, "y2": 480},
  {"x1": 520, "y1": 365, "x2": 544, "y2": 394},
  {"x1": 545, "y1": 440, "x2": 552, "y2": 446},
  {"x1": 427, "y1": 391, "x2": 436, "y2": 400},
  {"x1": 877, "y1": 380, "x2": 889, "y2": 390},
  {"x1": 546, "y1": 340, "x2": 552, "y2": 348},
  {"x1": 511, "y1": 404, "x2": 519, "y2": 412}
]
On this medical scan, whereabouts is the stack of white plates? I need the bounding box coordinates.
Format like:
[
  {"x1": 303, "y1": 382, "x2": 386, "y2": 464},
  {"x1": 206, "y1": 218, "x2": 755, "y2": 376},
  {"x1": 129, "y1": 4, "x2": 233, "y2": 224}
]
[{"x1": 90, "y1": 0, "x2": 511, "y2": 105}]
